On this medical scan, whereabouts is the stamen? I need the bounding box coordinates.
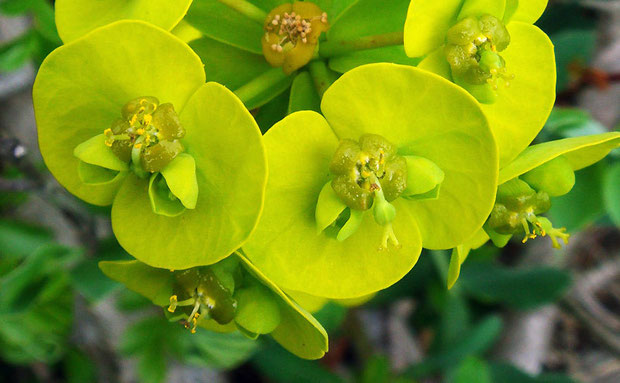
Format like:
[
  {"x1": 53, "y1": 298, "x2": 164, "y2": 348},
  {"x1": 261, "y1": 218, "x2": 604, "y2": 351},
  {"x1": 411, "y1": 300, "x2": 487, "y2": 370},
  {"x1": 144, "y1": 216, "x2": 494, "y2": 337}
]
[
  {"x1": 168, "y1": 295, "x2": 178, "y2": 312},
  {"x1": 167, "y1": 295, "x2": 196, "y2": 313},
  {"x1": 264, "y1": 8, "x2": 328, "y2": 52},
  {"x1": 187, "y1": 299, "x2": 201, "y2": 333}
]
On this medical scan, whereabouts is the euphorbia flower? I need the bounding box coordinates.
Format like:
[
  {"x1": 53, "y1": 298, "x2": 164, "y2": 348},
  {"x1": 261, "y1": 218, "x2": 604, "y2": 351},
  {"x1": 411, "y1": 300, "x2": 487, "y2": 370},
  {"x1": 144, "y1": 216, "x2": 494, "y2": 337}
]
[
  {"x1": 404, "y1": 0, "x2": 556, "y2": 167},
  {"x1": 99, "y1": 253, "x2": 328, "y2": 359},
  {"x1": 447, "y1": 132, "x2": 620, "y2": 288},
  {"x1": 55, "y1": 0, "x2": 194, "y2": 43},
  {"x1": 243, "y1": 63, "x2": 499, "y2": 299},
  {"x1": 184, "y1": 0, "x2": 410, "y2": 113},
  {"x1": 33, "y1": 21, "x2": 267, "y2": 270}
]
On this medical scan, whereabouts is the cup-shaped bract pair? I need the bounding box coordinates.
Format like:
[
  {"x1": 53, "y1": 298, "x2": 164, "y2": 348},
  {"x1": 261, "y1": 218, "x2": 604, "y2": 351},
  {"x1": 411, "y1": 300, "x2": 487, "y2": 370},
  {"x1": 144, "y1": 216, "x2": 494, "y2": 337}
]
[
  {"x1": 33, "y1": 21, "x2": 267, "y2": 270},
  {"x1": 243, "y1": 63, "x2": 498, "y2": 299},
  {"x1": 447, "y1": 132, "x2": 620, "y2": 289},
  {"x1": 55, "y1": 0, "x2": 194, "y2": 43},
  {"x1": 404, "y1": 0, "x2": 556, "y2": 167},
  {"x1": 99, "y1": 254, "x2": 328, "y2": 359}
]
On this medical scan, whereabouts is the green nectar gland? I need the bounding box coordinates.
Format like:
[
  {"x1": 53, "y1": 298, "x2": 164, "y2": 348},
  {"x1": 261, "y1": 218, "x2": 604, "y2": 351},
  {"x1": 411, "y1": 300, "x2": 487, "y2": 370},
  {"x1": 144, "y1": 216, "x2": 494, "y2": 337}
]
[
  {"x1": 444, "y1": 14, "x2": 514, "y2": 103},
  {"x1": 104, "y1": 96, "x2": 185, "y2": 176},
  {"x1": 321, "y1": 134, "x2": 407, "y2": 249},
  {"x1": 485, "y1": 178, "x2": 570, "y2": 249},
  {"x1": 167, "y1": 267, "x2": 238, "y2": 334},
  {"x1": 262, "y1": 2, "x2": 329, "y2": 74}
]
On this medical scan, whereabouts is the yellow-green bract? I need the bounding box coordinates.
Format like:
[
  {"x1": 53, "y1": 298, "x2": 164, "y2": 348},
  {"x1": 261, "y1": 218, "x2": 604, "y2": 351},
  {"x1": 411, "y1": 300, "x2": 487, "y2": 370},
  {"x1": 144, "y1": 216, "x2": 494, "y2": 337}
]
[
  {"x1": 404, "y1": 0, "x2": 555, "y2": 167},
  {"x1": 98, "y1": 254, "x2": 329, "y2": 360},
  {"x1": 447, "y1": 132, "x2": 620, "y2": 289},
  {"x1": 33, "y1": 21, "x2": 267, "y2": 270},
  {"x1": 55, "y1": 0, "x2": 193, "y2": 43},
  {"x1": 244, "y1": 63, "x2": 499, "y2": 299}
]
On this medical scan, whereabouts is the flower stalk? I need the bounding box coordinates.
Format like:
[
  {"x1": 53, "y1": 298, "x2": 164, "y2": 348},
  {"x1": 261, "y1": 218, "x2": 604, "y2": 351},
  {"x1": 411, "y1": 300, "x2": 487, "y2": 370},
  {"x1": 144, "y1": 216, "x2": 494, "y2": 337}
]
[
  {"x1": 319, "y1": 31, "x2": 404, "y2": 58},
  {"x1": 216, "y1": 0, "x2": 267, "y2": 24}
]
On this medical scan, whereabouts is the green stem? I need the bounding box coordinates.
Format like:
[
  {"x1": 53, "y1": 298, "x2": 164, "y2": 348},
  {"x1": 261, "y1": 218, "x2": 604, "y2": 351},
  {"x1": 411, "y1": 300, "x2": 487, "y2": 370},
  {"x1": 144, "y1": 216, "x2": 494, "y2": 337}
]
[
  {"x1": 307, "y1": 60, "x2": 337, "y2": 98},
  {"x1": 319, "y1": 31, "x2": 404, "y2": 58},
  {"x1": 233, "y1": 67, "x2": 289, "y2": 107},
  {"x1": 216, "y1": 0, "x2": 267, "y2": 24}
]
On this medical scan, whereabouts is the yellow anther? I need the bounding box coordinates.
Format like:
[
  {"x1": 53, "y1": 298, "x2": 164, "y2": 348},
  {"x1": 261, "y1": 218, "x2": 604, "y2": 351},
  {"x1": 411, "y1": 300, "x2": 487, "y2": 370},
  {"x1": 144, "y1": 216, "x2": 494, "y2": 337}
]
[
  {"x1": 134, "y1": 143, "x2": 142, "y2": 149},
  {"x1": 136, "y1": 128, "x2": 145, "y2": 135},
  {"x1": 168, "y1": 295, "x2": 178, "y2": 313},
  {"x1": 104, "y1": 128, "x2": 113, "y2": 136}
]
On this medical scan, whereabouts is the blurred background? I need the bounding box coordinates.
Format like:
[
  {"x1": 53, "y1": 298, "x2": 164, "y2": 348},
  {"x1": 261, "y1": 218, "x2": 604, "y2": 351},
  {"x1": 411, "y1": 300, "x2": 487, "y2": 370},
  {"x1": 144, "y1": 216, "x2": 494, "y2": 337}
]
[{"x1": 0, "y1": 0, "x2": 619, "y2": 382}]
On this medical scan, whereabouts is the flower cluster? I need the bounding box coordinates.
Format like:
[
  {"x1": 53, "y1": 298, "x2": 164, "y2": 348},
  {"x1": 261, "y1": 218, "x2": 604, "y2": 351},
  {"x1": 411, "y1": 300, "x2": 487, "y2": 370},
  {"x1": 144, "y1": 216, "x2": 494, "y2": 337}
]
[{"x1": 34, "y1": 0, "x2": 620, "y2": 359}]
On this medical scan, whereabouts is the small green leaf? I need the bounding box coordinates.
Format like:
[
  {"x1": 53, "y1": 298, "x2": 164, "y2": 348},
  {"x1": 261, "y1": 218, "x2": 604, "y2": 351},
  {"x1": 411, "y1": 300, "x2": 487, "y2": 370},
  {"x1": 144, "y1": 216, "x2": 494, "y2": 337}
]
[
  {"x1": 70, "y1": 259, "x2": 120, "y2": 303},
  {"x1": 183, "y1": 330, "x2": 257, "y2": 369},
  {"x1": 0, "y1": 220, "x2": 51, "y2": 259},
  {"x1": 489, "y1": 362, "x2": 577, "y2": 383},
  {"x1": 252, "y1": 342, "x2": 344, "y2": 383},
  {"x1": 552, "y1": 29, "x2": 596, "y2": 93},
  {"x1": 64, "y1": 349, "x2": 97, "y2": 383},
  {"x1": 543, "y1": 108, "x2": 592, "y2": 135},
  {"x1": 189, "y1": 36, "x2": 273, "y2": 90},
  {"x1": 255, "y1": 90, "x2": 290, "y2": 133},
  {"x1": 453, "y1": 357, "x2": 492, "y2": 383},
  {"x1": 328, "y1": 0, "x2": 409, "y2": 42},
  {"x1": 405, "y1": 316, "x2": 503, "y2": 379},
  {"x1": 460, "y1": 262, "x2": 572, "y2": 309},
  {"x1": 234, "y1": 67, "x2": 294, "y2": 110},
  {"x1": 361, "y1": 355, "x2": 392, "y2": 383},
  {"x1": 603, "y1": 162, "x2": 620, "y2": 228},
  {"x1": 186, "y1": 0, "x2": 264, "y2": 54},
  {"x1": 0, "y1": 32, "x2": 37, "y2": 73}
]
